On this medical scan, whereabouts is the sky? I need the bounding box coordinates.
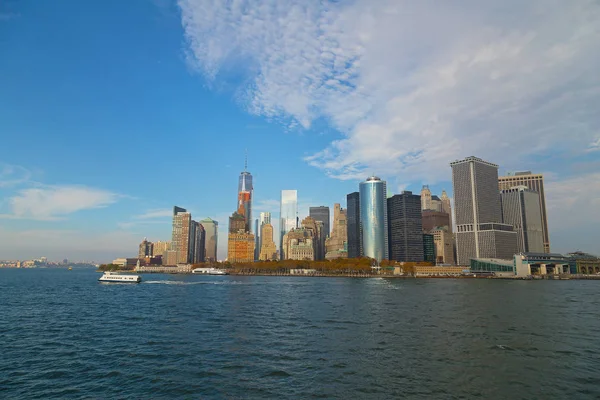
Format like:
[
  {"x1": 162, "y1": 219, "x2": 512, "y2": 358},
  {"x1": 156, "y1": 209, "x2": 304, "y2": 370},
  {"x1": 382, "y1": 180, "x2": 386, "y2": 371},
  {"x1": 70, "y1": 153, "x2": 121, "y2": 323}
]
[{"x1": 0, "y1": 0, "x2": 599, "y2": 262}]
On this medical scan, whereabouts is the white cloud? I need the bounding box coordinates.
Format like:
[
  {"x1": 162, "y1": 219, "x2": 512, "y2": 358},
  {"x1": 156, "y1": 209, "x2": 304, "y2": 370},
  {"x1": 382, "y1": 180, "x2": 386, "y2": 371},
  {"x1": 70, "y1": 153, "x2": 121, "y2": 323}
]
[
  {"x1": 134, "y1": 208, "x2": 173, "y2": 219},
  {"x1": 179, "y1": 0, "x2": 600, "y2": 183},
  {"x1": 1, "y1": 185, "x2": 120, "y2": 220},
  {"x1": 0, "y1": 163, "x2": 31, "y2": 188}
]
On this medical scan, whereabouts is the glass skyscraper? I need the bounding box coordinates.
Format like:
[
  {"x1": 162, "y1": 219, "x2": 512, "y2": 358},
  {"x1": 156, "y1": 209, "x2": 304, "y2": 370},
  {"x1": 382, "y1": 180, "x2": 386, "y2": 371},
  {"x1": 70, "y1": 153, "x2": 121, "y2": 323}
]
[
  {"x1": 359, "y1": 176, "x2": 388, "y2": 262},
  {"x1": 238, "y1": 157, "x2": 253, "y2": 233},
  {"x1": 280, "y1": 190, "x2": 298, "y2": 260},
  {"x1": 346, "y1": 192, "x2": 361, "y2": 258}
]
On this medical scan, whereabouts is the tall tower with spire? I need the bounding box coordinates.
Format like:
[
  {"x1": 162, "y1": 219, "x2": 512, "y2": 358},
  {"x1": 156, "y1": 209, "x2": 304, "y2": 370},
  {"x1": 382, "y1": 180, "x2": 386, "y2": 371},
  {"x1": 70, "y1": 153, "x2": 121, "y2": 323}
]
[
  {"x1": 421, "y1": 185, "x2": 432, "y2": 210},
  {"x1": 237, "y1": 151, "x2": 253, "y2": 233}
]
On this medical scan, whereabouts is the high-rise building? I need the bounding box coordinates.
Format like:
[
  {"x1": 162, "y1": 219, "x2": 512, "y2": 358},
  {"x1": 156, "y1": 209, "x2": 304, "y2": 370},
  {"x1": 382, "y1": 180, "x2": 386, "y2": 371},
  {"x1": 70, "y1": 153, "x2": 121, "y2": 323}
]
[
  {"x1": 172, "y1": 206, "x2": 193, "y2": 264},
  {"x1": 254, "y1": 219, "x2": 259, "y2": 261},
  {"x1": 237, "y1": 156, "x2": 253, "y2": 233},
  {"x1": 431, "y1": 227, "x2": 455, "y2": 265},
  {"x1": 152, "y1": 241, "x2": 171, "y2": 257},
  {"x1": 359, "y1": 176, "x2": 388, "y2": 262},
  {"x1": 440, "y1": 190, "x2": 452, "y2": 229},
  {"x1": 280, "y1": 190, "x2": 298, "y2": 260},
  {"x1": 346, "y1": 192, "x2": 361, "y2": 258},
  {"x1": 229, "y1": 212, "x2": 246, "y2": 233},
  {"x1": 451, "y1": 156, "x2": 517, "y2": 264},
  {"x1": 325, "y1": 204, "x2": 348, "y2": 259},
  {"x1": 259, "y1": 212, "x2": 271, "y2": 225},
  {"x1": 199, "y1": 218, "x2": 218, "y2": 262},
  {"x1": 423, "y1": 233, "x2": 436, "y2": 263},
  {"x1": 498, "y1": 171, "x2": 550, "y2": 253},
  {"x1": 138, "y1": 238, "x2": 153, "y2": 258},
  {"x1": 309, "y1": 206, "x2": 330, "y2": 238},
  {"x1": 193, "y1": 222, "x2": 206, "y2": 263},
  {"x1": 421, "y1": 185, "x2": 432, "y2": 210},
  {"x1": 387, "y1": 191, "x2": 424, "y2": 262},
  {"x1": 500, "y1": 186, "x2": 544, "y2": 253},
  {"x1": 282, "y1": 228, "x2": 315, "y2": 261},
  {"x1": 422, "y1": 210, "x2": 451, "y2": 233},
  {"x1": 259, "y1": 223, "x2": 277, "y2": 261},
  {"x1": 227, "y1": 231, "x2": 255, "y2": 263}
]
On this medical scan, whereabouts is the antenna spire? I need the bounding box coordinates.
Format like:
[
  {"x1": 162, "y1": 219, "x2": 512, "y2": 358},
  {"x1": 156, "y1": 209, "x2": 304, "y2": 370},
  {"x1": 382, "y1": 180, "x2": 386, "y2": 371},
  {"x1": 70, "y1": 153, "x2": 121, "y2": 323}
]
[{"x1": 244, "y1": 149, "x2": 248, "y2": 172}]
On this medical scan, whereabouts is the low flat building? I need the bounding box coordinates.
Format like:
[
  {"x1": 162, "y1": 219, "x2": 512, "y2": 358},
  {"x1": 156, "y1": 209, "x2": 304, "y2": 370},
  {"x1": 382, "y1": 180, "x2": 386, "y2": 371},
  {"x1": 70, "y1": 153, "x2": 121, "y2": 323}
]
[
  {"x1": 413, "y1": 265, "x2": 470, "y2": 276},
  {"x1": 514, "y1": 252, "x2": 570, "y2": 277},
  {"x1": 470, "y1": 258, "x2": 515, "y2": 277},
  {"x1": 112, "y1": 258, "x2": 139, "y2": 267},
  {"x1": 566, "y1": 251, "x2": 600, "y2": 275}
]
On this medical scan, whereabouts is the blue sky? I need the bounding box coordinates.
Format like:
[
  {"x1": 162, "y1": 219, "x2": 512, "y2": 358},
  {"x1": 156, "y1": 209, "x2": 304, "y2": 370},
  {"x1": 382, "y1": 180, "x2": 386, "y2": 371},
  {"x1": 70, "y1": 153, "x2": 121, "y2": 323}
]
[{"x1": 1, "y1": 0, "x2": 599, "y2": 261}]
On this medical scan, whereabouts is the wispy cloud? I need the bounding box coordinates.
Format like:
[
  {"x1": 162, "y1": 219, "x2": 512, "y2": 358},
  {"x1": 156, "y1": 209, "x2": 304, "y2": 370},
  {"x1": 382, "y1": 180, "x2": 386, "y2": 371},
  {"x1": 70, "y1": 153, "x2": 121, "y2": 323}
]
[
  {"x1": 0, "y1": 164, "x2": 31, "y2": 188},
  {"x1": 0, "y1": 185, "x2": 121, "y2": 221},
  {"x1": 134, "y1": 208, "x2": 173, "y2": 219},
  {"x1": 586, "y1": 137, "x2": 600, "y2": 152},
  {"x1": 179, "y1": 0, "x2": 600, "y2": 183}
]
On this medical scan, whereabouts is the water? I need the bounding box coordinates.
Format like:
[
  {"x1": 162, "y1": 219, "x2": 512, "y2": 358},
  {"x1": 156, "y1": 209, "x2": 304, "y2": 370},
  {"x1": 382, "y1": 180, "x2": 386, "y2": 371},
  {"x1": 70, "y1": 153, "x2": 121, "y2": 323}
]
[{"x1": 1, "y1": 269, "x2": 599, "y2": 399}]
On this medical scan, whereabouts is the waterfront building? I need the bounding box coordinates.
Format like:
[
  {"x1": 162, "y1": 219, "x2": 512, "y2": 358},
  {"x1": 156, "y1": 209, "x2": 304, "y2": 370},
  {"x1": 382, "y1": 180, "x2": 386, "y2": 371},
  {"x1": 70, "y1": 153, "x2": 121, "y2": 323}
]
[
  {"x1": 282, "y1": 228, "x2": 315, "y2": 261},
  {"x1": 359, "y1": 176, "x2": 388, "y2": 262},
  {"x1": 152, "y1": 240, "x2": 171, "y2": 257},
  {"x1": 164, "y1": 250, "x2": 178, "y2": 266},
  {"x1": 387, "y1": 191, "x2": 424, "y2": 262},
  {"x1": 451, "y1": 157, "x2": 517, "y2": 265},
  {"x1": 138, "y1": 238, "x2": 153, "y2": 258},
  {"x1": 227, "y1": 231, "x2": 255, "y2": 263},
  {"x1": 325, "y1": 204, "x2": 347, "y2": 259},
  {"x1": 432, "y1": 227, "x2": 456, "y2": 265},
  {"x1": 172, "y1": 206, "x2": 193, "y2": 264},
  {"x1": 422, "y1": 210, "x2": 451, "y2": 233},
  {"x1": 193, "y1": 222, "x2": 206, "y2": 263},
  {"x1": 412, "y1": 265, "x2": 468, "y2": 277},
  {"x1": 499, "y1": 171, "x2": 550, "y2": 253},
  {"x1": 423, "y1": 233, "x2": 436, "y2": 263},
  {"x1": 237, "y1": 157, "x2": 254, "y2": 232},
  {"x1": 566, "y1": 251, "x2": 600, "y2": 274},
  {"x1": 470, "y1": 258, "x2": 515, "y2": 276},
  {"x1": 229, "y1": 212, "x2": 246, "y2": 233},
  {"x1": 421, "y1": 185, "x2": 432, "y2": 211},
  {"x1": 259, "y1": 223, "x2": 277, "y2": 261},
  {"x1": 514, "y1": 253, "x2": 570, "y2": 277},
  {"x1": 280, "y1": 190, "x2": 298, "y2": 259},
  {"x1": 346, "y1": 192, "x2": 361, "y2": 258},
  {"x1": 199, "y1": 218, "x2": 218, "y2": 262},
  {"x1": 500, "y1": 186, "x2": 544, "y2": 253},
  {"x1": 301, "y1": 216, "x2": 321, "y2": 259}
]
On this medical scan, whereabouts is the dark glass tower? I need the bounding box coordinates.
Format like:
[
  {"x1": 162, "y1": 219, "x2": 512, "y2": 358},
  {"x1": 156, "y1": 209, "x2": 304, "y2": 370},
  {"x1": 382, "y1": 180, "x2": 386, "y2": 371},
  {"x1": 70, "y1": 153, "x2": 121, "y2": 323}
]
[
  {"x1": 387, "y1": 191, "x2": 424, "y2": 262},
  {"x1": 347, "y1": 192, "x2": 361, "y2": 258}
]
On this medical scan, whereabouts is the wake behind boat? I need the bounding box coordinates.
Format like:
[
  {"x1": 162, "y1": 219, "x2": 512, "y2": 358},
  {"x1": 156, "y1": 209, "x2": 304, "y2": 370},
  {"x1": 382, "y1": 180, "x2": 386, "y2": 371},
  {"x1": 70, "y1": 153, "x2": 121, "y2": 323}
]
[
  {"x1": 99, "y1": 271, "x2": 142, "y2": 283},
  {"x1": 192, "y1": 267, "x2": 229, "y2": 275}
]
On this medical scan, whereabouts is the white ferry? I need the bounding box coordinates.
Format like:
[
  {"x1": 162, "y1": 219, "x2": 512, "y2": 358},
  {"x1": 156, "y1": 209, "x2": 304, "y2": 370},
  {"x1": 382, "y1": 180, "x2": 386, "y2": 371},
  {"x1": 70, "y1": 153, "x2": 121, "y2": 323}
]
[
  {"x1": 192, "y1": 267, "x2": 229, "y2": 275},
  {"x1": 98, "y1": 271, "x2": 142, "y2": 283}
]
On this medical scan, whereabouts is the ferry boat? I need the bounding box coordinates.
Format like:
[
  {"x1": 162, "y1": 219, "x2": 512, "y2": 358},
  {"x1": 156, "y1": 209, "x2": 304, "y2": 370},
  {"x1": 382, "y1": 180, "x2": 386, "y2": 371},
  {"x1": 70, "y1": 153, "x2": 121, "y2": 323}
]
[
  {"x1": 98, "y1": 271, "x2": 142, "y2": 283},
  {"x1": 192, "y1": 267, "x2": 229, "y2": 275}
]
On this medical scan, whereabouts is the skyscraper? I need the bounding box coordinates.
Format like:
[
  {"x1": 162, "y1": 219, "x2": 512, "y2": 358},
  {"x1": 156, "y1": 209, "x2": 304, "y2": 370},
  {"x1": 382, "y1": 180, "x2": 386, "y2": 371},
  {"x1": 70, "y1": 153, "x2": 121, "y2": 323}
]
[
  {"x1": 199, "y1": 218, "x2": 218, "y2": 262},
  {"x1": 172, "y1": 206, "x2": 193, "y2": 264},
  {"x1": 451, "y1": 156, "x2": 517, "y2": 264},
  {"x1": 500, "y1": 186, "x2": 544, "y2": 253},
  {"x1": 421, "y1": 185, "x2": 432, "y2": 210},
  {"x1": 498, "y1": 171, "x2": 550, "y2": 253},
  {"x1": 280, "y1": 190, "x2": 298, "y2": 260},
  {"x1": 138, "y1": 238, "x2": 153, "y2": 258},
  {"x1": 254, "y1": 218, "x2": 259, "y2": 261},
  {"x1": 346, "y1": 192, "x2": 361, "y2": 258},
  {"x1": 193, "y1": 222, "x2": 206, "y2": 263},
  {"x1": 359, "y1": 176, "x2": 388, "y2": 262},
  {"x1": 440, "y1": 190, "x2": 452, "y2": 230},
  {"x1": 259, "y1": 223, "x2": 277, "y2": 261},
  {"x1": 387, "y1": 191, "x2": 424, "y2": 262},
  {"x1": 325, "y1": 204, "x2": 348, "y2": 259},
  {"x1": 237, "y1": 155, "x2": 253, "y2": 233},
  {"x1": 310, "y1": 206, "x2": 330, "y2": 260},
  {"x1": 259, "y1": 212, "x2": 271, "y2": 226}
]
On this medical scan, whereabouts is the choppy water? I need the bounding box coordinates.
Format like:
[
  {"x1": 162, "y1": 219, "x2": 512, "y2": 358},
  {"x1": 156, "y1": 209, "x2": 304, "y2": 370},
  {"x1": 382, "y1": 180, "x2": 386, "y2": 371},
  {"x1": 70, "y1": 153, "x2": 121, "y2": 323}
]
[{"x1": 1, "y1": 268, "x2": 600, "y2": 399}]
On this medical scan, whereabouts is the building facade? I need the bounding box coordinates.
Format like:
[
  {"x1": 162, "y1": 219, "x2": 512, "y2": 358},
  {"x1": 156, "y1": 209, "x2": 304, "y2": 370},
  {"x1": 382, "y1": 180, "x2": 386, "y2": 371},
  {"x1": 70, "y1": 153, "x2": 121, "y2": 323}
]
[
  {"x1": 152, "y1": 241, "x2": 170, "y2": 257},
  {"x1": 259, "y1": 223, "x2": 278, "y2": 261},
  {"x1": 172, "y1": 206, "x2": 193, "y2": 264},
  {"x1": 280, "y1": 190, "x2": 298, "y2": 260},
  {"x1": 237, "y1": 159, "x2": 253, "y2": 233},
  {"x1": 451, "y1": 157, "x2": 517, "y2": 265},
  {"x1": 310, "y1": 206, "x2": 330, "y2": 260},
  {"x1": 359, "y1": 176, "x2": 388, "y2": 262},
  {"x1": 199, "y1": 218, "x2": 218, "y2": 262},
  {"x1": 138, "y1": 238, "x2": 153, "y2": 258},
  {"x1": 423, "y1": 233, "x2": 436, "y2": 263},
  {"x1": 192, "y1": 222, "x2": 206, "y2": 263},
  {"x1": 498, "y1": 171, "x2": 550, "y2": 253},
  {"x1": 422, "y1": 210, "x2": 451, "y2": 233},
  {"x1": 282, "y1": 228, "x2": 315, "y2": 261},
  {"x1": 500, "y1": 186, "x2": 544, "y2": 253},
  {"x1": 387, "y1": 191, "x2": 424, "y2": 262},
  {"x1": 346, "y1": 192, "x2": 361, "y2": 258},
  {"x1": 325, "y1": 203, "x2": 347, "y2": 259},
  {"x1": 432, "y1": 227, "x2": 456, "y2": 265},
  {"x1": 421, "y1": 185, "x2": 432, "y2": 211},
  {"x1": 227, "y1": 232, "x2": 255, "y2": 263}
]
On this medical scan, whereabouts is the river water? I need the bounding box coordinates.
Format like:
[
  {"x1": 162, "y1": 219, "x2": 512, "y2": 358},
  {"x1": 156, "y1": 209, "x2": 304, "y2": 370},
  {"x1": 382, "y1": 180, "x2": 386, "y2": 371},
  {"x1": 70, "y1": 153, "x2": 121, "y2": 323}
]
[{"x1": 1, "y1": 268, "x2": 599, "y2": 399}]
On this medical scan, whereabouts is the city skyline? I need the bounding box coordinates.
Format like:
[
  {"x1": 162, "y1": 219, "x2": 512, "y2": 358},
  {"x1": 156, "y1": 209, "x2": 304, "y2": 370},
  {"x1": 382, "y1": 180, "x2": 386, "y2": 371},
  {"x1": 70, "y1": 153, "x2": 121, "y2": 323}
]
[{"x1": 1, "y1": 1, "x2": 599, "y2": 262}]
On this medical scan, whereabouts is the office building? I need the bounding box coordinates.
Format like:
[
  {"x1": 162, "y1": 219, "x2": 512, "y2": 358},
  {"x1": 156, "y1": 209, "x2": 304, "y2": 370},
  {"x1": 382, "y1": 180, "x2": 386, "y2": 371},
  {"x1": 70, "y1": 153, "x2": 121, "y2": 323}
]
[
  {"x1": 451, "y1": 157, "x2": 517, "y2": 264},
  {"x1": 280, "y1": 190, "x2": 298, "y2": 259},
  {"x1": 423, "y1": 233, "x2": 436, "y2": 263},
  {"x1": 431, "y1": 227, "x2": 456, "y2": 265},
  {"x1": 500, "y1": 186, "x2": 544, "y2": 253},
  {"x1": 193, "y1": 222, "x2": 206, "y2": 263},
  {"x1": 237, "y1": 156, "x2": 253, "y2": 232},
  {"x1": 229, "y1": 212, "x2": 246, "y2": 233},
  {"x1": 498, "y1": 171, "x2": 550, "y2": 253},
  {"x1": 164, "y1": 249, "x2": 178, "y2": 266},
  {"x1": 309, "y1": 206, "x2": 330, "y2": 238},
  {"x1": 421, "y1": 185, "x2": 432, "y2": 211},
  {"x1": 422, "y1": 210, "x2": 451, "y2": 233},
  {"x1": 325, "y1": 204, "x2": 347, "y2": 259},
  {"x1": 138, "y1": 238, "x2": 153, "y2": 258},
  {"x1": 152, "y1": 241, "x2": 170, "y2": 257},
  {"x1": 259, "y1": 223, "x2": 277, "y2": 261},
  {"x1": 359, "y1": 176, "x2": 388, "y2": 262},
  {"x1": 259, "y1": 212, "x2": 271, "y2": 226},
  {"x1": 440, "y1": 190, "x2": 452, "y2": 229},
  {"x1": 346, "y1": 192, "x2": 361, "y2": 258},
  {"x1": 227, "y1": 231, "x2": 255, "y2": 263},
  {"x1": 387, "y1": 191, "x2": 424, "y2": 262},
  {"x1": 254, "y1": 219, "x2": 259, "y2": 260},
  {"x1": 199, "y1": 218, "x2": 218, "y2": 262},
  {"x1": 172, "y1": 206, "x2": 193, "y2": 264},
  {"x1": 282, "y1": 228, "x2": 315, "y2": 261}
]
